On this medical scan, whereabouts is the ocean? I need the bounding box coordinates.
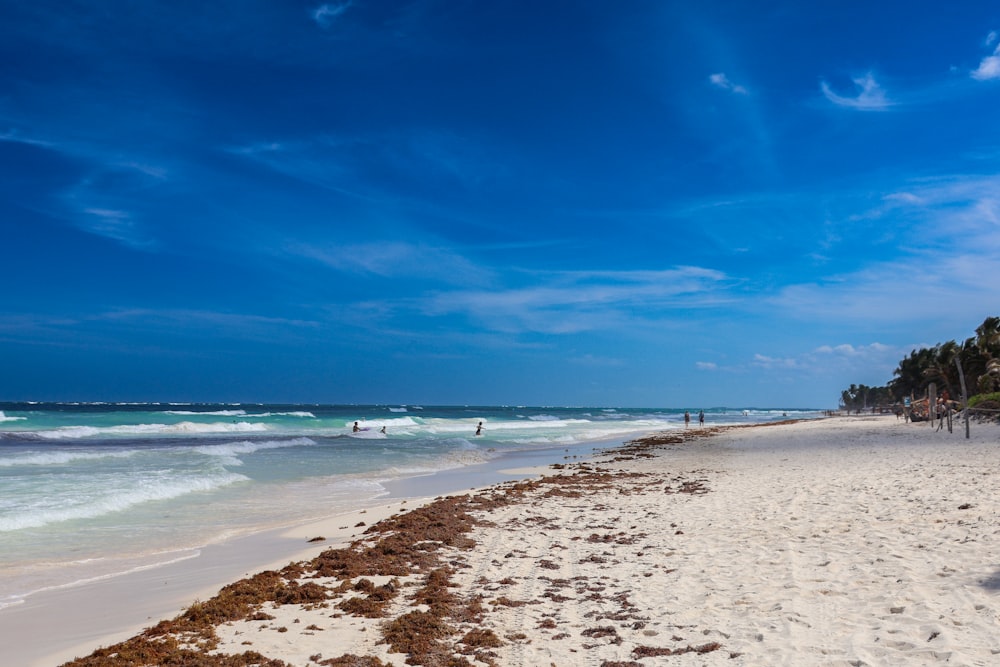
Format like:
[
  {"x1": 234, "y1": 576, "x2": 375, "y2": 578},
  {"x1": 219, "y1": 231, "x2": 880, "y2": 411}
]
[{"x1": 0, "y1": 402, "x2": 821, "y2": 612}]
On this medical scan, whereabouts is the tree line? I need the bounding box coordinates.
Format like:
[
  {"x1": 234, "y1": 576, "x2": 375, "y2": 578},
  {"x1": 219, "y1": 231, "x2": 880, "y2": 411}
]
[{"x1": 839, "y1": 316, "x2": 1000, "y2": 412}]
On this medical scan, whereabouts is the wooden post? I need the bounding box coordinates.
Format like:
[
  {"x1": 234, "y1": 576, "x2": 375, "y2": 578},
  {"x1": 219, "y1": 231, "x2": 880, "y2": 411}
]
[
  {"x1": 955, "y1": 356, "x2": 971, "y2": 439},
  {"x1": 928, "y1": 383, "x2": 937, "y2": 429}
]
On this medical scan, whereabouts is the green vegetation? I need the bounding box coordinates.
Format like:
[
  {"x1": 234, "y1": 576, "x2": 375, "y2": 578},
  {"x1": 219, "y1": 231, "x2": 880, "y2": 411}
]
[
  {"x1": 839, "y1": 316, "x2": 1000, "y2": 411},
  {"x1": 968, "y1": 392, "x2": 1000, "y2": 409}
]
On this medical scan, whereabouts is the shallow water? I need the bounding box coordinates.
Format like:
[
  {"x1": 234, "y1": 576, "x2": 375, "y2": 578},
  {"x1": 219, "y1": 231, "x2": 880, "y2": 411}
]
[{"x1": 0, "y1": 402, "x2": 820, "y2": 608}]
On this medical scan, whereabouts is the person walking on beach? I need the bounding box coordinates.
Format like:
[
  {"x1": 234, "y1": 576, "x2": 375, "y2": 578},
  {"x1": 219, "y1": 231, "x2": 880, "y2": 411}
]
[
  {"x1": 698, "y1": 410, "x2": 705, "y2": 427},
  {"x1": 684, "y1": 411, "x2": 690, "y2": 428}
]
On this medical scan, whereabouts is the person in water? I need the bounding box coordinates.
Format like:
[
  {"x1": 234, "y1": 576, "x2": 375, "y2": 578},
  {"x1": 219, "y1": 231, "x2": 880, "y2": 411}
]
[
  {"x1": 475, "y1": 421, "x2": 483, "y2": 436},
  {"x1": 380, "y1": 425, "x2": 386, "y2": 434},
  {"x1": 353, "y1": 421, "x2": 360, "y2": 432}
]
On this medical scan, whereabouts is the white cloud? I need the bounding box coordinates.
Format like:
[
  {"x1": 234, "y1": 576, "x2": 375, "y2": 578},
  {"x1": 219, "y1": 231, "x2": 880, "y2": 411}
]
[
  {"x1": 815, "y1": 342, "x2": 892, "y2": 357},
  {"x1": 882, "y1": 191, "x2": 924, "y2": 206},
  {"x1": 971, "y1": 43, "x2": 1000, "y2": 80},
  {"x1": 312, "y1": 2, "x2": 352, "y2": 29},
  {"x1": 695, "y1": 361, "x2": 718, "y2": 370},
  {"x1": 820, "y1": 73, "x2": 890, "y2": 110},
  {"x1": 752, "y1": 353, "x2": 799, "y2": 369},
  {"x1": 709, "y1": 72, "x2": 748, "y2": 95}
]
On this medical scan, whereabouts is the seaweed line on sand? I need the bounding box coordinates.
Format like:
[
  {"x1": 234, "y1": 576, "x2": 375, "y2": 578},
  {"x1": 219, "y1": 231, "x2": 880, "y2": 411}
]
[{"x1": 60, "y1": 422, "x2": 777, "y2": 666}]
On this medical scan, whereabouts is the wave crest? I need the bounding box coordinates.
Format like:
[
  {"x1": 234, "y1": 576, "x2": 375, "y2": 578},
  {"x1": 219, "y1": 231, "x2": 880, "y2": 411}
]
[{"x1": 34, "y1": 421, "x2": 269, "y2": 440}]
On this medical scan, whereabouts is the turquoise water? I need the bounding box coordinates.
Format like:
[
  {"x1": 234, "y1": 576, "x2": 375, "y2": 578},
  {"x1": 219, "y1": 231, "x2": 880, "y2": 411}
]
[{"x1": 0, "y1": 402, "x2": 821, "y2": 609}]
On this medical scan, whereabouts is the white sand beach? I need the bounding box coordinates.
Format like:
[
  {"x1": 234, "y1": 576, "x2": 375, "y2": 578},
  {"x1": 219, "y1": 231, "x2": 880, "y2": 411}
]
[{"x1": 21, "y1": 415, "x2": 1000, "y2": 666}]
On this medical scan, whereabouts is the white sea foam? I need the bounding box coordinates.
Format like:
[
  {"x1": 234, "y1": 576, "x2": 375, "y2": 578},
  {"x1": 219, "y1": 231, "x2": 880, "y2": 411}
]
[
  {"x1": 350, "y1": 416, "x2": 421, "y2": 431},
  {"x1": 33, "y1": 421, "x2": 269, "y2": 439},
  {"x1": 0, "y1": 449, "x2": 138, "y2": 467},
  {"x1": 0, "y1": 471, "x2": 250, "y2": 531},
  {"x1": 162, "y1": 409, "x2": 248, "y2": 416},
  {"x1": 0, "y1": 411, "x2": 26, "y2": 422},
  {"x1": 191, "y1": 437, "x2": 315, "y2": 464},
  {"x1": 0, "y1": 549, "x2": 203, "y2": 610},
  {"x1": 249, "y1": 411, "x2": 316, "y2": 418},
  {"x1": 388, "y1": 407, "x2": 408, "y2": 412},
  {"x1": 31, "y1": 425, "x2": 102, "y2": 439}
]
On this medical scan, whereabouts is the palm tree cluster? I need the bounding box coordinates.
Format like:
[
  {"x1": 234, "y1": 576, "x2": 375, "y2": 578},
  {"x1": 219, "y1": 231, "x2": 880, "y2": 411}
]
[{"x1": 839, "y1": 316, "x2": 1000, "y2": 410}]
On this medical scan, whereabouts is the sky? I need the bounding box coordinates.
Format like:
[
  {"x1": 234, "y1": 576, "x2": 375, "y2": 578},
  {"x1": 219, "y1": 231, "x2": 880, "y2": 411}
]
[{"x1": 2, "y1": 1, "x2": 1000, "y2": 408}]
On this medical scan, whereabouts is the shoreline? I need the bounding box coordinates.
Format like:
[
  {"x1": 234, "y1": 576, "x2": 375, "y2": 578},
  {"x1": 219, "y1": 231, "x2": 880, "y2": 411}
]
[
  {"x1": 22, "y1": 415, "x2": 1000, "y2": 666},
  {"x1": 2, "y1": 436, "x2": 619, "y2": 667}
]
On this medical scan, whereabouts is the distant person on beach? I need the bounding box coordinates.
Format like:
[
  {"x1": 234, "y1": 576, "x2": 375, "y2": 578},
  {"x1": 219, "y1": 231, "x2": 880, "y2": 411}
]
[
  {"x1": 353, "y1": 421, "x2": 360, "y2": 432},
  {"x1": 684, "y1": 411, "x2": 690, "y2": 428},
  {"x1": 475, "y1": 421, "x2": 483, "y2": 436},
  {"x1": 698, "y1": 410, "x2": 705, "y2": 426}
]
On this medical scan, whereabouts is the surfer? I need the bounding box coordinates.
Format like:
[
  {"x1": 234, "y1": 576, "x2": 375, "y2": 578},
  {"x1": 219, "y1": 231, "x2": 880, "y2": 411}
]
[
  {"x1": 353, "y1": 421, "x2": 360, "y2": 432},
  {"x1": 380, "y1": 425, "x2": 386, "y2": 434}
]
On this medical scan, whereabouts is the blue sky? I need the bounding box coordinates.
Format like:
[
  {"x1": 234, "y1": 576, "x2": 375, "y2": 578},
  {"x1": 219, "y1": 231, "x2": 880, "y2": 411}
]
[{"x1": 2, "y1": 1, "x2": 999, "y2": 408}]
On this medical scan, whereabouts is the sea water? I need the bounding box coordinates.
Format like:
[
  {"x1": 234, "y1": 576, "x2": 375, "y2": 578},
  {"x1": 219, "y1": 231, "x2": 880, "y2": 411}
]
[{"x1": 0, "y1": 403, "x2": 821, "y2": 610}]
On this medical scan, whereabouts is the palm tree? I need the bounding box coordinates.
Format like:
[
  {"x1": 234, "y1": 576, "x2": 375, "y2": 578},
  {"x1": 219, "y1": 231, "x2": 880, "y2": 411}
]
[
  {"x1": 975, "y1": 317, "x2": 1000, "y2": 355},
  {"x1": 890, "y1": 347, "x2": 935, "y2": 400},
  {"x1": 924, "y1": 341, "x2": 960, "y2": 399},
  {"x1": 974, "y1": 317, "x2": 1000, "y2": 393}
]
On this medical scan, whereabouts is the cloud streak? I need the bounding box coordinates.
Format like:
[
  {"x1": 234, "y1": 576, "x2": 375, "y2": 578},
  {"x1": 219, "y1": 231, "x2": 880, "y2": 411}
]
[
  {"x1": 709, "y1": 72, "x2": 748, "y2": 95},
  {"x1": 417, "y1": 266, "x2": 733, "y2": 335},
  {"x1": 770, "y1": 174, "x2": 1000, "y2": 327},
  {"x1": 820, "y1": 73, "x2": 891, "y2": 110},
  {"x1": 311, "y1": 2, "x2": 353, "y2": 29},
  {"x1": 289, "y1": 240, "x2": 491, "y2": 286}
]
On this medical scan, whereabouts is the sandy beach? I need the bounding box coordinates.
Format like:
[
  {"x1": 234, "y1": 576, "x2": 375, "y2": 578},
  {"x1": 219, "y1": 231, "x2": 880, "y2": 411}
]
[{"x1": 19, "y1": 415, "x2": 1000, "y2": 666}]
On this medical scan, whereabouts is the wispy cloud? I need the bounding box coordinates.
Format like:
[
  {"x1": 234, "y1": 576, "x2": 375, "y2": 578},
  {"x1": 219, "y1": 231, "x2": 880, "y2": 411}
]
[
  {"x1": 752, "y1": 353, "x2": 800, "y2": 369},
  {"x1": 815, "y1": 342, "x2": 892, "y2": 356},
  {"x1": 289, "y1": 241, "x2": 492, "y2": 286},
  {"x1": 709, "y1": 72, "x2": 748, "y2": 95},
  {"x1": 0, "y1": 308, "x2": 322, "y2": 351},
  {"x1": 418, "y1": 266, "x2": 732, "y2": 335},
  {"x1": 820, "y1": 72, "x2": 891, "y2": 110},
  {"x1": 570, "y1": 353, "x2": 625, "y2": 367},
  {"x1": 97, "y1": 308, "x2": 320, "y2": 339},
  {"x1": 0, "y1": 128, "x2": 53, "y2": 148},
  {"x1": 78, "y1": 208, "x2": 156, "y2": 250},
  {"x1": 972, "y1": 31, "x2": 1000, "y2": 80},
  {"x1": 311, "y1": 2, "x2": 352, "y2": 29},
  {"x1": 770, "y1": 174, "x2": 1000, "y2": 327},
  {"x1": 693, "y1": 342, "x2": 908, "y2": 385},
  {"x1": 58, "y1": 163, "x2": 167, "y2": 250}
]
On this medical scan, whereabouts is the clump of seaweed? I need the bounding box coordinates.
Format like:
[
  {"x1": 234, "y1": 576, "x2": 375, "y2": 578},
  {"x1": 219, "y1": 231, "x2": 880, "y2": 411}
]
[
  {"x1": 633, "y1": 641, "x2": 723, "y2": 657},
  {"x1": 337, "y1": 579, "x2": 399, "y2": 618},
  {"x1": 316, "y1": 656, "x2": 390, "y2": 666}
]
